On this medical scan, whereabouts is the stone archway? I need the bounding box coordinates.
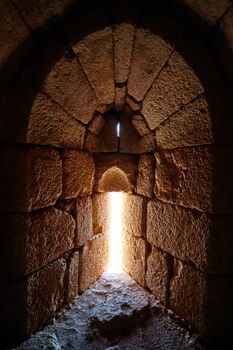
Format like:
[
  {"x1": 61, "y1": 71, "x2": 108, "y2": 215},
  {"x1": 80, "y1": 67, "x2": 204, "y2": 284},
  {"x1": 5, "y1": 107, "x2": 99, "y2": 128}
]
[{"x1": 0, "y1": 1, "x2": 233, "y2": 347}]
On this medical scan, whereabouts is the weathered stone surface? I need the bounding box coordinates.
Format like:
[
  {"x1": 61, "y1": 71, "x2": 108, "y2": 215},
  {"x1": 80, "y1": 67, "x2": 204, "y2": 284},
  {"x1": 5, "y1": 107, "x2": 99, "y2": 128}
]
[
  {"x1": 0, "y1": 0, "x2": 32, "y2": 85},
  {"x1": 142, "y1": 50, "x2": 204, "y2": 130},
  {"x1": 155, "y1": 146, "x2": 233, "y2": 213},
  {"x1": 62, "y1": 150, "x2": 95, "y2": 199},
  {"x1": 122, "y1": 235, "x2": 146, "y2": 286},
  {"x1": 90, "y1": 272, "x2": 150, "y2": 333},
  {"x1": 85, "y1": 114, "x2": 118, "y2": 153},
  {"x1": 27, "y1": 91, "x2": 85, "y2": 149},
  {"x1": 147, "y1": 199, "x2": 209, "y2": 271},
  {"x1": 0, "y1": 207, "x2": 75, "y2": 276},
  {"x1": 68, "y1": 25, "x2": 114, "y2": 105},
  {"x1": 115, "y1": 86, "x2": 126, "y2": 112},
  {"x1": 113, "y1": 23, "x2": 135, "y2": 84},
  {"x1": 125, "y1": 96, "x2": 142, "y2": 112},
  {"x1": 119, "y1": 113, "x2": 156, "y2": 153},
  {"x1": 92, "y1": 193, "x2": 111, "y2": 234},
  {"x1": 128, "y1": 28, "x2": 173, "y2": 102},
  {"x1": 94, "y1": 154, "x2": 138, "y2": 193},
  {"x1": 0, "y1": 145, "x2": 62, "y2": 212},
  {"x1": 13, "y1": 0, "x2": 75, "y2": 30},
  {"x1": 122, "y1": 194, "x2": 146, "y2": 237},
  {"x1": 66, "y1": 251, "x2": 79, "y2": 303},
  {"x1": 42, "y1": 52, "x2": 97, "y2": 125},
  {"x1": 169, "y1": 260, "x2": 206, "y2": 332},
  {"x1": 88, "y1": 113, "x2": 105, "y2": 135},
  {"x1": 132, "y1": 113, "x2": 150, "y2": 137},
  {"x1": 79, "y1": 235, "x2": 108, "y2": 293},
  {"x1": 75, "y1": 196, "x2": 93, "y2": 247},
  {"x1": 27, "y1": 259, "x2": 66, "y2": 335},
  {"x1": 146, "y1": 246, "x2": 170, "y2": 304},
  {"x1": 155, "y1": 95, "x2": 213, "y2": 149},
  {"x1": 136, "y1": 155, "x2": 155, "y2": 198}
]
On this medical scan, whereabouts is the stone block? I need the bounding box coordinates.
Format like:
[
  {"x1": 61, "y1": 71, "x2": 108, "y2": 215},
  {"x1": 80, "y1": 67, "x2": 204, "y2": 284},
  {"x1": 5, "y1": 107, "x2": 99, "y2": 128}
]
[
  {"x1": 122, "y1": 234, "x2": 146, "y2": 287},
  {"x1": 154, "y1": 146, "x2": 233, "y2": 213},
  {"x1": 115, "y1": 86, "x2": 126, "y2": 112},
  {"x1": 13, "y1": 0, "x2": 75, "y2": 31},
  {"x1": 169, "y1": 260, "x2": 233, "y2": 335},
  {"x1": 155, "y1": 95, "x2": 213, "y2": 149},
  {"x1": 136, "y1": 155, "x2": 155, "y2": 198},
  {"x1": 142, "y1": 49, "x2": 204, "y2": 130},
  {"x1": 113, "y1": 23, "x2": 135, "y2": 84},
  {"x1": 94, "y1": 153, "x2": 138, "y2": 193},
  {"x1": 132, "y1": 113, "x2": 150, "y2": 137},
  {"x1": 67, "y1": 24, "x2": 114, "y2": 105},
  {"x1": 88, "y1": 113, "x2": 105, "y2": 135},
  {"x1": 79, "y1": 235, "x2": 108, "y2": 293},
  {"x1": 146, "y1": 246, "x2": 170, "y2": 304},
  {"x1": 122, "y1": 194, "x2": 147, "y2": 237},
  {"x1": 92, "y1": 193, "x2": 111, "y2": 234},
  {"x1": 26, "y1": 91, "x2": 85, "y2": 149},
  {"x1": 85, "y1": 114, "x2": 118, "y2": 153},
  {"x1": 62, "y1": 150, "x2": 95, "y2": 199},
  {"x1": 0, "y1": 207, "x2": 75, "y2": 276},
  {"x1": 0, "y1": 0, "x2": 32, "y2": 85},
  {"x1": 75, "y1": 196, "x2": 93, "y2": 247},
  {"x1": 27, "y1": 259, "x2": 66, "y2": 335},
  {"x1": 66, "y1": 250, "x2": 79, "y2": 303},
  {"x1": 0, "y1": 145, "x2": 62, "y2": 212}
]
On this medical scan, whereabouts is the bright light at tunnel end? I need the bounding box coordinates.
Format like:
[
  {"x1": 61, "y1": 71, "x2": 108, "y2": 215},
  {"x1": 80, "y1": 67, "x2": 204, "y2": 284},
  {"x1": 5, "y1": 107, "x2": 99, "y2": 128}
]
[{"x1": 107, "y1": 192, "x2": 123, "y2": 273}]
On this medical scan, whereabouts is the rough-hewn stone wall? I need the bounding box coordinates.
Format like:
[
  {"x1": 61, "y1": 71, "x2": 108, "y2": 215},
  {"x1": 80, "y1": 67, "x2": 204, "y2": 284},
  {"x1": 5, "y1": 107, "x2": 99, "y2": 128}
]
[{"x1": 0, "y1": 0, "x2": 233, "y2": 347}]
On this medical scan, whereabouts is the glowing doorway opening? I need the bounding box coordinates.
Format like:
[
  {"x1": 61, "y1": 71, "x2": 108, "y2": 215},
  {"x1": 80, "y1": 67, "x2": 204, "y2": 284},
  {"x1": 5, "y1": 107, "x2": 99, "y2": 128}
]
[{"x1": 107, "y1": 192, "x2": 123, "y2": 273}]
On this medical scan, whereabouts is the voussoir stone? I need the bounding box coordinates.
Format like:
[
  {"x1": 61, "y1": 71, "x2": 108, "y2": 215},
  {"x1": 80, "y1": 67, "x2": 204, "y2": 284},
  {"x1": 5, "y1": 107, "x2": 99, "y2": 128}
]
[
  {"x1": 155, "y1": 94, "x2": 213, "y2": 149},
  {"x1": 136, "y1": 154, "x2": 155, "y2": 198},
  {"x1": 62, "y1": 150, "x2": 95, "y2": 199},
  {"x1": 79, "y1": 235, "x2": 108, "y2": 293},
  {"x1": 142, "y1": 50, "x2": 204, "y2": 130},
  {"x1": 75, "y1": 196, "x2": 93, "y2": 247},
  {"x1": 27, "y1": 91, "x2": 85, "y2": 149},
  {"x1": 0, "y1": 207, "x2": 75, "y2": 276},
  {"x1": 0, "y1": 145, "x2": 62, "y2": 212},
  {"x1": 66, "y1": 250, "x2": 79, "y2": 303},
  {"x1": 146, "y1": 246, "x2": 170, "y2": 304},
  {"x1": 113, "y1": 23, "x2": 135, "y2": 84},
  {"x1": 122, "y1": 194, "x2": 147, "y2": 237}
]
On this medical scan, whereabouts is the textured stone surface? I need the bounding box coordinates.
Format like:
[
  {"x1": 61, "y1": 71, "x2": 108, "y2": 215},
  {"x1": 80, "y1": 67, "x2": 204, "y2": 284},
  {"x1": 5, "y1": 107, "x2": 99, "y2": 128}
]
[
  {"x1": 132, "y1": 113, "x2": 150, "y2": 137},
  {"x1": 155, "y1": 95, "x2": 213, "y2": 149},
  {"x1": 170, "y1": 260, "x2": 206, "y2": 332},
  {"x1": 113, "y1": 23, "x2": 135, "y2": 84},
  {"x1": 0, "y1": 207, "x2": 74, "y2": 276},
  {"x1": 122, "y1": 194, "x2": 146, "y2": 237},
  {"x1": 0, "y1": 0, "x2": 31, "y2": 85},
  {"x1": 123, "y1": 235, "x2": 146, "y2": 287},
  {"x1": 27, "y1": 259, "x2": 66, "y2": 335},
  {"x1": 75, "y1": 196, "x2": 93, "y2": 247},
  {"x1": 155, "y1": 146, "x2": 233, "y2": 213},
  {"x1": 94, "y1": 154, "x2": 138, "y2": 193},
  {"x1": 79, "y1": 235, "x2": 108, "y2": 293},
  {"x1": 85, "y1": 114, "x2": 118, "y2": 153},
  {"x1": 0, "y1": 145, "x2": 62, "y2": 212},
  {"x1": 128, "y1": 27, "x2": 173, "y2": 102},
  {"x1": 66, "y1": 251, "x2": 79, "y2": 303},
  {"x1": 27, "y1": 91, "x2": 85, "y2": 149},
  {"x1": 13, "y1": 0, "x2": 75, "y2": 30},
  {"x1": 90, "y1": 273, "x2": 150, "y2": 333},
  {"x1": 40, "y1": 50, "x2": 97, "y2": 125},
  {"x1": 62, "y1": 150, "x2": 95, "y2": 199},
  {"x1": 115, "y1": 86, "x2": 126, "y2": 112},
  {"x1": 88, "y1": 113, "x2": 105, "y2": 135},
  {"x1": 146, "y1": 246, "x2": 170, "y2": 304},
  {"x1": 68, "y1": 25, "x2": 114, "y2": 105},
  {"x1": 126, "y1": 96, "x2": 142, "y2": 112},
  {"x1": 142, "y1": 50, "x2": 204, "y2": 130},
  {"x1": 92, "y1": 193, "x2": 111, "y2": 234},
  {"x1": 136, "y1": 154, "x2": 155, "y2": 198}
]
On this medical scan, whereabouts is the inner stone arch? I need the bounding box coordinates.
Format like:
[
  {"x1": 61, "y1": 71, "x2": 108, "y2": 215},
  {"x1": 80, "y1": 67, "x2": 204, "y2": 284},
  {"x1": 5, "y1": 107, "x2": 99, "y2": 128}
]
[{"x1": 0, "y1": 1, "x2": 233, "y2": 348}]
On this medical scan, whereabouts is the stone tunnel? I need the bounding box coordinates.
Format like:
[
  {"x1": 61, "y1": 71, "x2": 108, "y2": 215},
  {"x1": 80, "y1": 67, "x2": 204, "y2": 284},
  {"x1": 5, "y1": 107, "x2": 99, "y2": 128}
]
[{"x1": 0, "y1": 0, "x2": 233, "y2": 348}]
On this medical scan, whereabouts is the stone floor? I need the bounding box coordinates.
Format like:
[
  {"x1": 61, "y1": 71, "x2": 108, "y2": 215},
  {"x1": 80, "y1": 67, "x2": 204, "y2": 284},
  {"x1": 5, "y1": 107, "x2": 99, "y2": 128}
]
[{"x1": 14, "y1": 272, "x2": 205, "y2": 350}]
